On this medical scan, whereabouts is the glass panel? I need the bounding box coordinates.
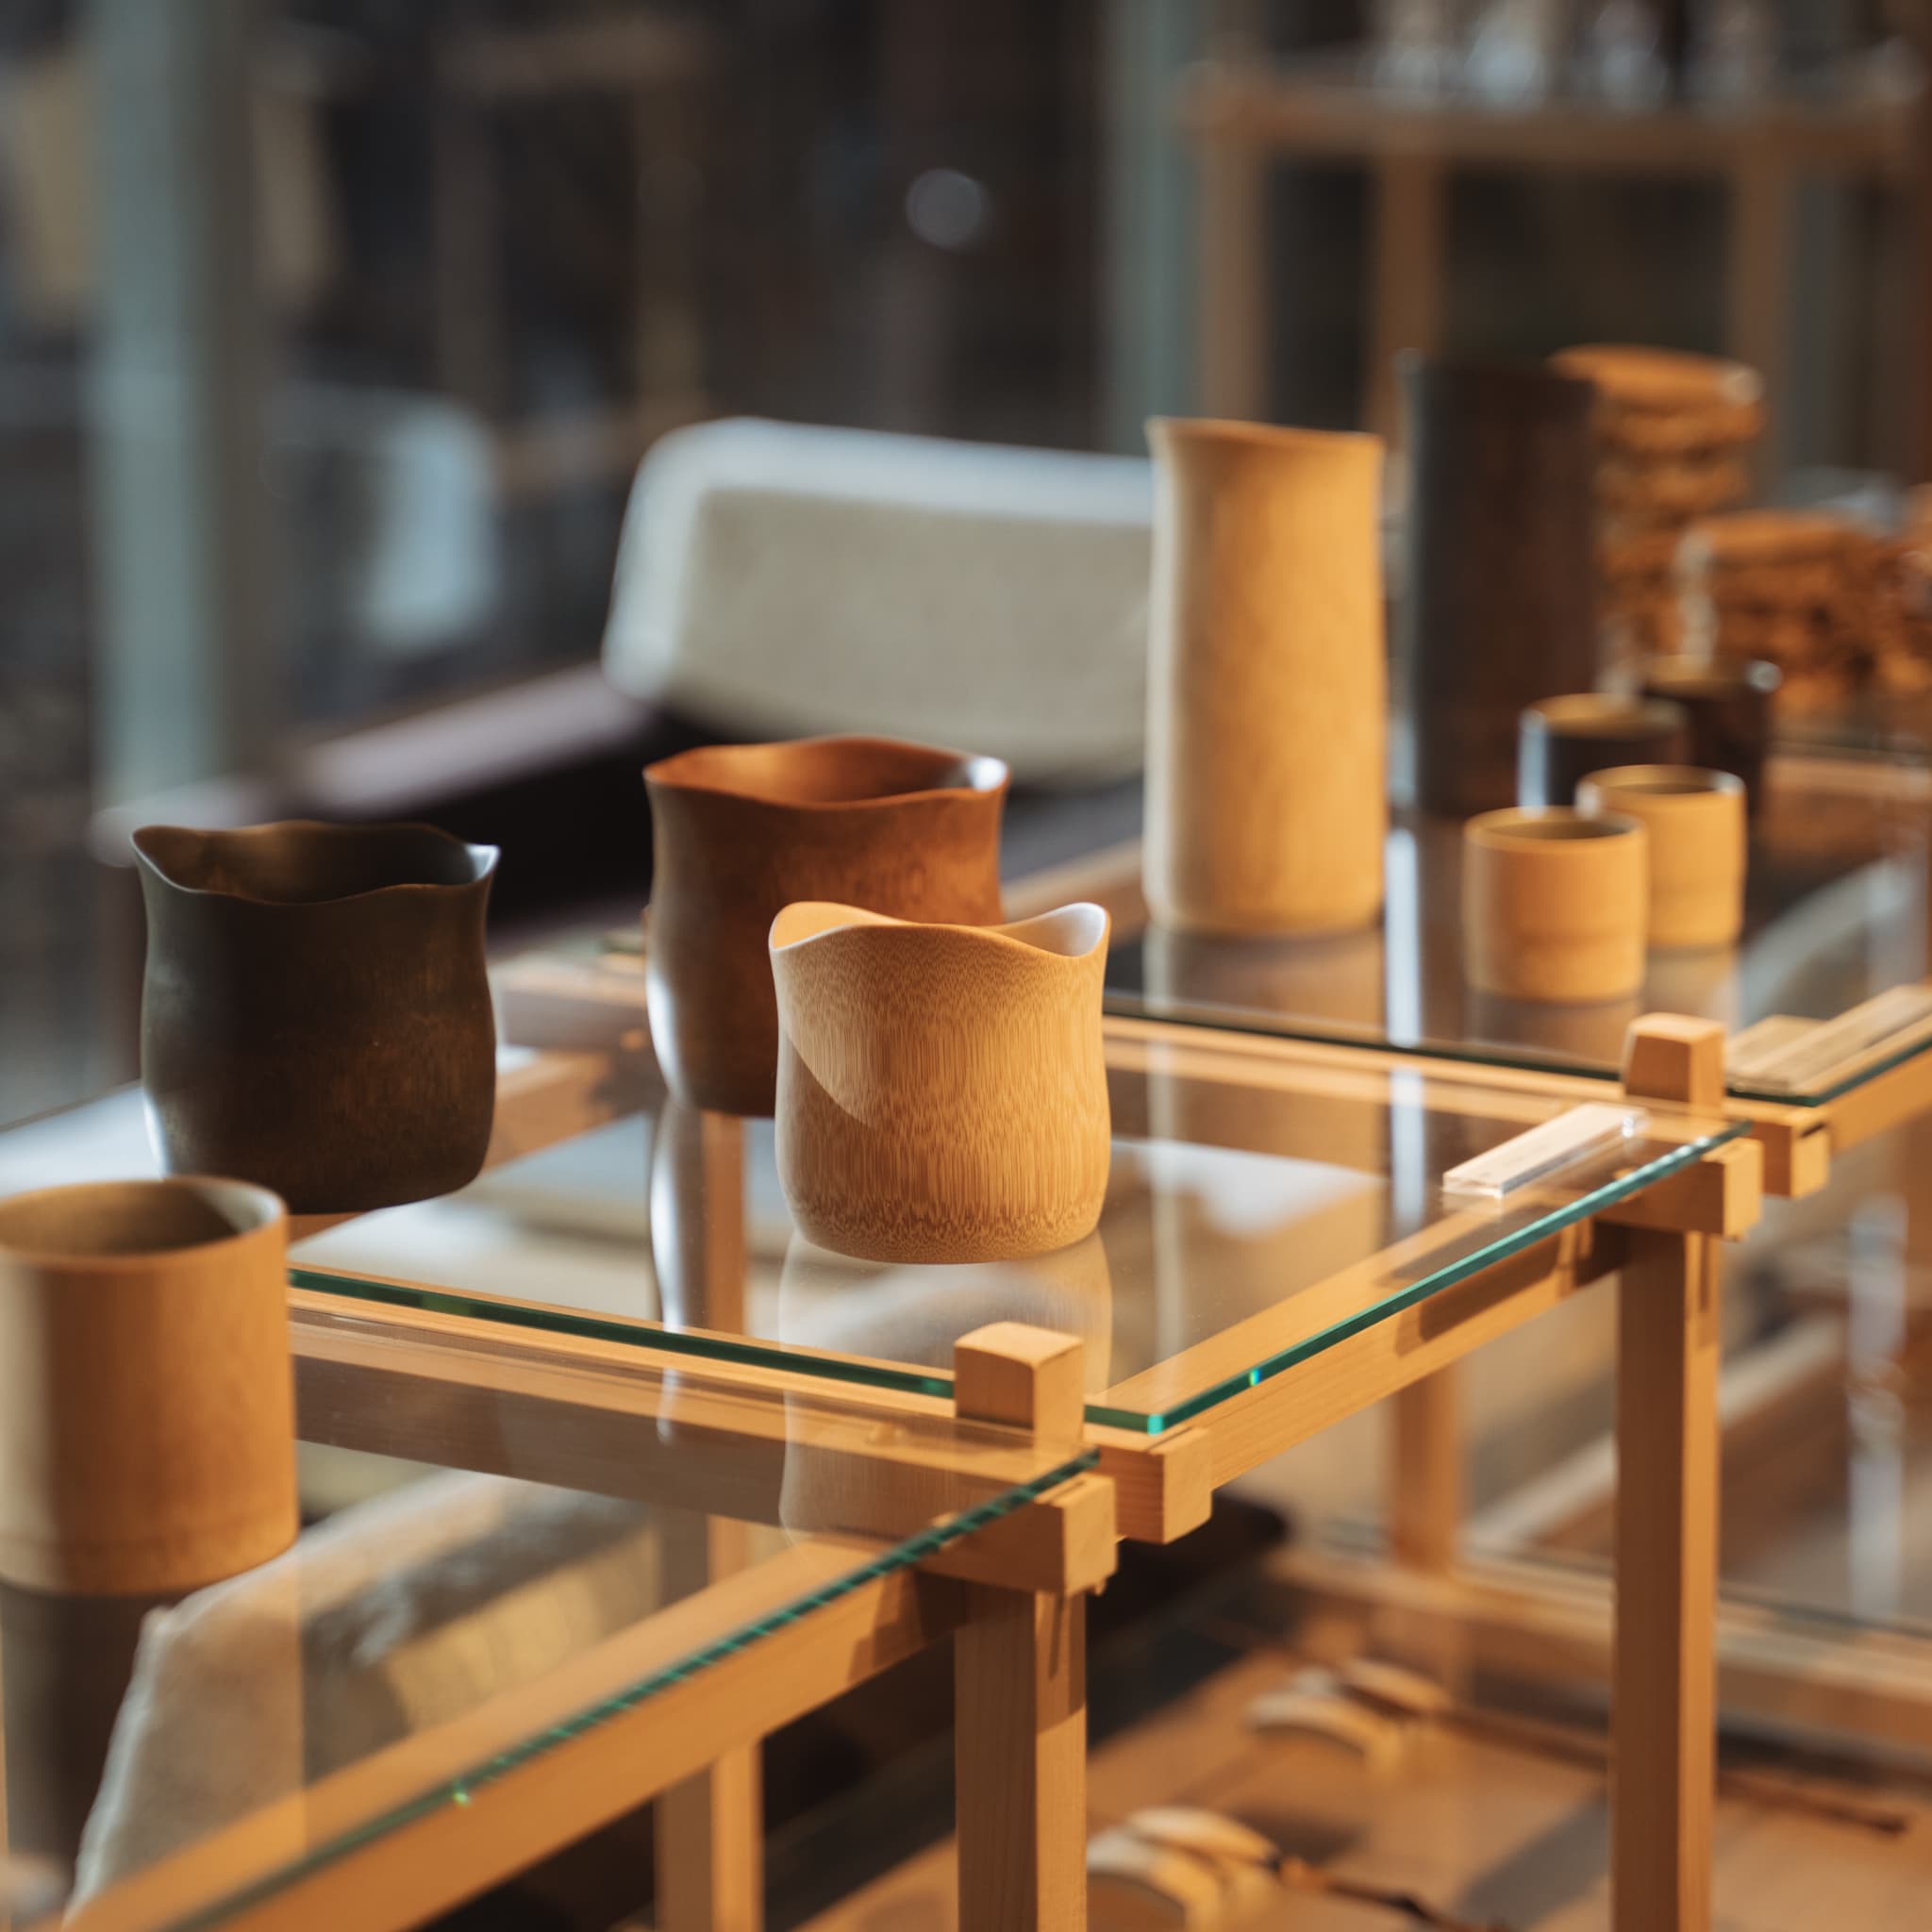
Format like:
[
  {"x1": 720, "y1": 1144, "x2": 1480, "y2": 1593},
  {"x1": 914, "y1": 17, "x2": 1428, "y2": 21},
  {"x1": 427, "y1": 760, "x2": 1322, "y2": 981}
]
[
  {"x1": 1106, "y1": 752, "x2": 1932, "y2": 1105},
  {"x1": 4, "y1": 1330, "x2": 1088, "y2": 1928},
  {"x1": 291, "y1": 1024, "x2": 1743, "y2": 1434},
  {"x1": 1477, "y1": 1118, "x2": 1932, "y2": 1642}
]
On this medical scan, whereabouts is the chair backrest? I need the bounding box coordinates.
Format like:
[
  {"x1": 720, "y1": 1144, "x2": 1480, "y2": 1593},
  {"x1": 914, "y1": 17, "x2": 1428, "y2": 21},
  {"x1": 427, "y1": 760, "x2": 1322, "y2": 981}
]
[{"x1": 602, "y1": 416, "x2": 1153, "y2": 785}]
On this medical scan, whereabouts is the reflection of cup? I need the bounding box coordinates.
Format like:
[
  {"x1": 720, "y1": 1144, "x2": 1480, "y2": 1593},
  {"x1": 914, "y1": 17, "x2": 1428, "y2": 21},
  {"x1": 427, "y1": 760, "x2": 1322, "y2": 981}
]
[
  {"x1": 777, "y1": 1227, "x2": 1114, "y2": 1393},
  {"x1": 135, "y1": 821, "x2": 497, "y2": 1212},
  {"x1": 1463, "y1": 808, "x2": 1648, "y2": 1003},
  {"x1": 1643, "y1": 947, "x2": 1741, "y2": 1029},
  {"x1": 645, "y1": 737, "x2": 1007, "y2": 1117},
  {"x1": 1518, "y1": 693, "x2": 1690, "y2": 808},
  {"x1": 772, "y1": 902, "x2": 1109, "y2": 1263},
  {"x1": 1578, "y1": 765, "x2": 1746, "y2": 949},
  {"x1": 1143, "y1": 921, "x2": 1387, "y2": 1032},
  {"x1": 0, "y1": 1178, "x2": 296, "y2": 1594},
  {"x1": 1464, "y1": 987, "x2": 1641, "y2": 1064},
  {"x1": 2, "y1": 1581, "x2": 160, "y2": 1871}
]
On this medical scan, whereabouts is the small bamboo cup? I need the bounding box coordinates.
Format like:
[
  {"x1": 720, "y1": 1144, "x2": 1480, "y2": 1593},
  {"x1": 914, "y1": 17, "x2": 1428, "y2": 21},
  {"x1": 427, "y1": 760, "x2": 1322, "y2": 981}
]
[
  {"x1": 1462, "y1": 808, "x2": 1649, "y2": 1003},
  {"x1": 0, "y1": 1178, "x2": 297, "y2": 1594},
  {"x1": 771, "y1": 900, "x2": 1110, "y2": 1264},
  {"x1": 1576, "y1": 765, "x2": 1747, "y2": 949}
]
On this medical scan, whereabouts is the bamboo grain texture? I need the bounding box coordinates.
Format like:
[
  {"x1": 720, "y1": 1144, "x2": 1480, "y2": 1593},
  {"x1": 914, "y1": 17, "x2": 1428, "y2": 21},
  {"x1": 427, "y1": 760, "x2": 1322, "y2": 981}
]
[{"x1": 772, "y1": 902, "x2": 1110, "y2": 1264}]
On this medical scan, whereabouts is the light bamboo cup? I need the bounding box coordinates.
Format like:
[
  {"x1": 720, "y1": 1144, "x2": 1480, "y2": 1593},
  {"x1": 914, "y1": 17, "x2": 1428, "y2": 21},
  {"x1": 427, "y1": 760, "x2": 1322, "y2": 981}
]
[
  {"x1": 1144, "y1": 418, "x2": 1385, "y2": 935},
  {"x1": 1576, "y1": 765, "x2": 1747, "y2": 949},
  {"x1": 771, "y1": 900, "x2": 1110, "y2": 1263},
  {"x1": 0, "y1": 1177, "x2": 297, "y2": 1594},
  {"x1": 1462, "y1": 808, "x2": 1649, "y2": 1003}
]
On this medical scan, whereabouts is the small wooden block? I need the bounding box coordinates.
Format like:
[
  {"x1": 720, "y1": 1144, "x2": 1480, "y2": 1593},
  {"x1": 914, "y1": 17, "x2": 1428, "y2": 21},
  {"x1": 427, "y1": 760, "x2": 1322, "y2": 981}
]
[
  {"x1": 955, "y1": 1323, "x2": 1087, "y2": 1441},
  {"x1": 1622, "y1": 1014, "x2": 1727, "y2": 1108}
]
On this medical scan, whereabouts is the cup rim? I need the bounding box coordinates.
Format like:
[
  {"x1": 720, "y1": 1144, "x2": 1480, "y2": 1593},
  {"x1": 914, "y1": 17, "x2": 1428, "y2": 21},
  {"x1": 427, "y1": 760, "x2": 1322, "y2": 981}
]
[
  {"x1": 1145, "y1": 415, "x2": 1381, "y2": 457},
  {"x1": 771, "y1": 899, "x2": 1108, "y2": 962},
  {"x1": 1578, "y1": 764, "x2": 1746, "y2": 802},
  {"x1": 1523, "y1": 693, "x2": 1689, "y2": 737},
  {"x1": 132, "y1": 820, "x2": 499, "y2": 906},
  {"x1": 0, "y1": 1175, "x2": 285, "y2": 1267},
  {"x1": 646, "y1": 735, "x2": 1009, "y2": 811},
  {"x1": 1640, "y1": 655, "x2": 1782, "y2": 700},
  {"x1": 1465, "y1": 806, "x2": 1646, "y2": 849}
]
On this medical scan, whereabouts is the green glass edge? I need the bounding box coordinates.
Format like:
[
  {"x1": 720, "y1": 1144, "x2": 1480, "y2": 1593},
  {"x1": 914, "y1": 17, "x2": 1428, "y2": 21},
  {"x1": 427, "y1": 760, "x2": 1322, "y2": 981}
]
[
  {"x1": 1101, "y1": 989, "x2": 1932, "y2": 1108},
  {"x1": 1078, "y1": 1120, "x2": 1753, "y2": 1434},
  {"x1": 162, "y1": 1446, "x2": 1097, "y2": 1932},
  {"x1": 296, "y1": 1123, "x2": 1744, "y2": 1441},
  {"x1": 289, "y1": 1270, "x2": 957, "y2": 1402}
]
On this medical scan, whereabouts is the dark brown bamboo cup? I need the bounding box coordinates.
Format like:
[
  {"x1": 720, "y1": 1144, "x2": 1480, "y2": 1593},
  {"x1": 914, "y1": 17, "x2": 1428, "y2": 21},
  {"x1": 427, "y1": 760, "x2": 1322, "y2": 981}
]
[
  {"x1": 134, "y1": 821, "x2": 498, "y2": 1212},
  {"x1": 644, "y1": 736, "x2": 1008, "y2": 1116},
  {"x1": 1401, "y1": 358, "x2": 1603, "y2": 815}
]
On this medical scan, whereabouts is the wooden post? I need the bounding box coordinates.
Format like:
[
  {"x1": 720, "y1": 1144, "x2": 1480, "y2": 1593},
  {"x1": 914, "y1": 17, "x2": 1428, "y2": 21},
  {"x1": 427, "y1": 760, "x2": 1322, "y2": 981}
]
[
  {"x1": 1613, "y1": 1015, "x2": 1724, "y2": 1932},
  {"x1": 1366, "y1": 153, "x2": 1443, "y2": 441},
  {"x1": 1195, "y1": 130, "x2": 1267, "y2": 419},
  {"x1": 653, "y1": 1104, "x2": 759, "y2": 1932},
  {"x1": 953, "y1": 1324, "x2": 1091, "y2": 1932},
  {"x1": 1390, "y1": 1371, "x2": 1461, "y2": 1573}
]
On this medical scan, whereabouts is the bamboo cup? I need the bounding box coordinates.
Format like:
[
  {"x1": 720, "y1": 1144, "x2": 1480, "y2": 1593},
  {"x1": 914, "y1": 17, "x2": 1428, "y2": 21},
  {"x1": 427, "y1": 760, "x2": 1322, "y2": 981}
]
[
  {"x1": 1517, "y1": 692, "x2": 1689, "y2": 808},
  {"x1": 771, "y1": 900, "x2": 1110, "y2": 1263},
  {"x1": 1462, "y1": 808, "x2": 1649, "y2": 1003},
  {"x1": 1638, "y1": 656, "x2": 1781, "y2": 820},
  {"x1": 0, "y1": 1178, "x2": 297, "y2": 1594},
  {"x1": 645, "y1": 736, "x2": 1008, "y2": 1117},
  {"x1": 1144, "y1": 418, "x2": 1386, "y2": 935},
  {"x1": 1576, "y1": 765, "x2": 1747, "y2": 949}
]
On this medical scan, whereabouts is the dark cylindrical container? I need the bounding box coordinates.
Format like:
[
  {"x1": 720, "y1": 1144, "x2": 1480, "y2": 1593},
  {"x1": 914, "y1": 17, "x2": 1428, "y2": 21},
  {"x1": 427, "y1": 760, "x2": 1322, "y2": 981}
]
[
  {"x1": 1518, "y1": 693, "x2": 1690, "y2": 808},
  {"x1": 1639, "y1": 656, "x2": 1781, "y2": 819},
  {"x1": 644, "y1": 737, "x2": 1008, "y2": 1117},
  {"x1": 133, "y1": 821, "x2": 498, "y2": 1212},
  {"x1": 1401, "y1": 358, "x2": 1602, "y2": 815}
]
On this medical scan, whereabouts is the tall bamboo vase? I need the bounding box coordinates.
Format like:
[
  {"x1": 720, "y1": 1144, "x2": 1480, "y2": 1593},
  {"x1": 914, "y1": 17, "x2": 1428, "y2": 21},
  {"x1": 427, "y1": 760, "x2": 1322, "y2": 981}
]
[{"x1": 1143, "y1": 419, "x2": 1386, "y2": 935}]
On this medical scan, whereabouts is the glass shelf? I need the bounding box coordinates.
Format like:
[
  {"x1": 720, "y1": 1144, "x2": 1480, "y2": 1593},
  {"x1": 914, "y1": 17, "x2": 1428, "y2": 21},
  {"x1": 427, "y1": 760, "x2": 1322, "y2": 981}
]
[
  {"x1": 7, "y1": 1335, "x2": 1089, "y2": 1929},
  {"x1": 291, "y1": 1022, "x2": 1743, "y2": 1434},
  {"x1": 1106, "y1": 752, "x2": 1932, "y2": 1107}
]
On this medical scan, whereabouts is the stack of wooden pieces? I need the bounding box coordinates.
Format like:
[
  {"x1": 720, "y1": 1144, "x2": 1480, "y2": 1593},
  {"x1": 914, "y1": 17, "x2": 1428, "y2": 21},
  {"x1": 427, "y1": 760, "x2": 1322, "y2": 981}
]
[
  {"x1": 1676, "y1": 508, "x2": 1906, "y2": 716},
  {"x1": 1550, "y1": 344, "x2": 1764, "y2": 664}
]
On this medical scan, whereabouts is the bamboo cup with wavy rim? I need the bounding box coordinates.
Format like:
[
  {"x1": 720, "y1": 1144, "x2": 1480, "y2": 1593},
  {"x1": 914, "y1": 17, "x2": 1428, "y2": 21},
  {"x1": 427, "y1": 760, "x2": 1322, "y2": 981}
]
[
  {"x1": 1144, "y1": 417, "x2": 1386, "y2": 935},
  {"x1": 645, "y1": 736, "x2": 1008, "y2": 1117},
  {"x1": 1462, "y1": 808, "x2": 1649, "y2": 1004},
  {"x1": 0, "y1": 1177, "x2": 296, "y2": 1595},
  {"x1": 771, "y1": 900, "x2": 1110, "y2": 1263},
  {"x1": 134, "y1": 820, "x2": 498, "y2": 1213},
  {"x1": 1576, "y1": 765, "x2": 1747, "y2": 950}
]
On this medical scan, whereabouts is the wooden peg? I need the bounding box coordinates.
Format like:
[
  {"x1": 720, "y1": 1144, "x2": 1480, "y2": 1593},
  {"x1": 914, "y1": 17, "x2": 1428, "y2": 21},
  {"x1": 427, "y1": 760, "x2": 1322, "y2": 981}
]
[
  {"x1": 954, "y1": 1323, "x2": 1087, "y2": 1441},
  {"x1": 1621, "y1": 1013, "x2": 1726, "y2": 1108}
]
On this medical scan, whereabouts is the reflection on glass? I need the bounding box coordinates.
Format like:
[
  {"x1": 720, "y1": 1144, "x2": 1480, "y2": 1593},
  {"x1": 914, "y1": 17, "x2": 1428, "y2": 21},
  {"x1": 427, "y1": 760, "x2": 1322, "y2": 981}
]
[{"x1": 292, "y1": 1028, "x2": 1740, "y2": 1432}]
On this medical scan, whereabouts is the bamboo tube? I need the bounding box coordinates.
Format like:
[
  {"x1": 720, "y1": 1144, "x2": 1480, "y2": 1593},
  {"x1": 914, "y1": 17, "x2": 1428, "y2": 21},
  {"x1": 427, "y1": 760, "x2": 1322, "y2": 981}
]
[
  {"x1": 0, "y1": 1178, "x2": 296, "y2": 1595},
  {"x1": 1144, "y1": 418, "x2": 1386, "y2": 935}
]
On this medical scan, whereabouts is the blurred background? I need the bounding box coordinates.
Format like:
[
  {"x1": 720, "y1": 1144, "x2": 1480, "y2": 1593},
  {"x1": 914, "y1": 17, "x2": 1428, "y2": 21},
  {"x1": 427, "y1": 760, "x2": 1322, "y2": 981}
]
[{"x1": 1, "y1": 0, "x2": 1926, "y2": 1129}]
